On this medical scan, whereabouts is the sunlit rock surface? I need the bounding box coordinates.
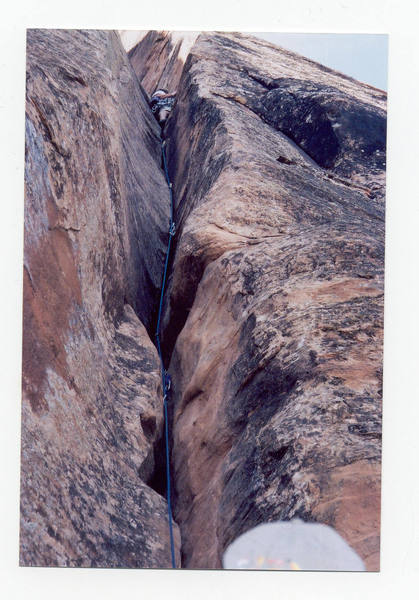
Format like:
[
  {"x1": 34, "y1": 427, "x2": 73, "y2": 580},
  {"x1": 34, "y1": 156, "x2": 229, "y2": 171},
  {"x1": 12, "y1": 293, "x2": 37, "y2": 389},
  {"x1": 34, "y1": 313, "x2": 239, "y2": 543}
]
[
  {"x1": 21, "y1": 29, "x2": 180, "y2": 568},
  {"x1": 132, "y1": 32, "x2": 385, "y2": 570},
  {"x1": 128, "y1": 31, "x2": 199, "y2": 96}
]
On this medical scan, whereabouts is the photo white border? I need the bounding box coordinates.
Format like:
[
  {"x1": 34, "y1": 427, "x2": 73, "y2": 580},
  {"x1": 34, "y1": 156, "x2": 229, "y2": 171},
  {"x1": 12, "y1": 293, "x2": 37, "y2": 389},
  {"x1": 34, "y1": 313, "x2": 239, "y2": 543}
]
[{"x1": 1, "y1": 1, "x2": 418, "y2": 598}]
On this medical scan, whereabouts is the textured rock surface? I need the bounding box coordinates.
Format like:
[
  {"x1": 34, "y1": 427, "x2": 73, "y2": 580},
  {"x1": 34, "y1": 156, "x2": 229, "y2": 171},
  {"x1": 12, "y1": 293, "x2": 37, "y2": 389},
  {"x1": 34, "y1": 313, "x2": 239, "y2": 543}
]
[
  {"x1": 21, "y1": 29, "x2": 180, "y2": 567},
  {"x1": 21, "y1": 28, "x2": 386, "y2": 571},
  {"x1": 150, "y1": 33, "x2": 385, "y2": 570},
  {"x1": 128, "y1": 31, "x2": 198, "y2": 96}
]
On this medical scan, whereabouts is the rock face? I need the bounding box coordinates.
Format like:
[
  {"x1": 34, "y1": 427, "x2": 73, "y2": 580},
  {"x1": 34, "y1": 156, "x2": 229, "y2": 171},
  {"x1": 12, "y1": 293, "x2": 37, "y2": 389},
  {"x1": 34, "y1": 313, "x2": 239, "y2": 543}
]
[
  {"x1": 128, "y1": 31, "x2": 198, "y2": 96},
  {"x1": 21, "y1": 29, "x2": 180, "y2": 567},
  {"x1": 21, "y1": 29, "x2": 385, "y2": 572},
  {"x1": 130, "y1": 32, "x2": 385, "y2": 570}
]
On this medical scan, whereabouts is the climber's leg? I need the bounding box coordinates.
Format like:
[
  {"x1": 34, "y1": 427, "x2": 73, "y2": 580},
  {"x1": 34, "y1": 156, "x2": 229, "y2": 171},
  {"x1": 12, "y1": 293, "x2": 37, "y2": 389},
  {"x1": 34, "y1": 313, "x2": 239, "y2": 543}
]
[{"x1": 158, "y1": 108, "x2": 170, "y2": 126}]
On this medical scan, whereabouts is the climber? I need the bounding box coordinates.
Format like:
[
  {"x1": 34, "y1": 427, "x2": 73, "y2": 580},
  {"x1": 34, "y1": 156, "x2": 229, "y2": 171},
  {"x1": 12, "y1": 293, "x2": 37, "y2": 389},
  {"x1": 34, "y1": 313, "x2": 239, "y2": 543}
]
[{"x1": 150, "y1": 88, "x2": 177, "y2": 126}]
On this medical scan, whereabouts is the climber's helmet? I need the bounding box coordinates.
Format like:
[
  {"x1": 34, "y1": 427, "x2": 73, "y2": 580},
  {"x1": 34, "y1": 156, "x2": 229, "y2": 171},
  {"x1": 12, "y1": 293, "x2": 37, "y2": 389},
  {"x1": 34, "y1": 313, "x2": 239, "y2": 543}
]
[{"x1": 152, "y1": 88, "x2": 169, "y2": 98}]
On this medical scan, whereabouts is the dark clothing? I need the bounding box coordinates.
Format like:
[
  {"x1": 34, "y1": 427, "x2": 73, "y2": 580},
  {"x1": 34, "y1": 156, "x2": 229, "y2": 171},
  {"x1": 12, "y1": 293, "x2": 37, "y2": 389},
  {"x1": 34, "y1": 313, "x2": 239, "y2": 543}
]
[{"x1": 150, "y1": 95, "x2": 176, "y2": 114}]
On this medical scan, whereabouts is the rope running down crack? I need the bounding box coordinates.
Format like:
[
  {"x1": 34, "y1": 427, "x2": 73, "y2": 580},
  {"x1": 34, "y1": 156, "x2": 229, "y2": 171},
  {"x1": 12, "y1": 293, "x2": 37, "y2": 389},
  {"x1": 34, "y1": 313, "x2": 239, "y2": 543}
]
[{"x1": 155, "y1": 137, "x2": 177, "y2": 568}]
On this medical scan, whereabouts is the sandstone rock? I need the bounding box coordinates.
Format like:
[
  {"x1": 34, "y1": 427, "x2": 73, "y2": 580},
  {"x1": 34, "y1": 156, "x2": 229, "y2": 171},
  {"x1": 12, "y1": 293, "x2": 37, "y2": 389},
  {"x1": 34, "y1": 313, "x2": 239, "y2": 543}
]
[
  {"x1": 21, "y1": 29, "x2": 180, "y2": 567},
  {"x1": 21, "y1": 28, "x2": 386, "y2": 572},
  {"x1": 150, "y1": 33, "x2": 385, "y2": 570},
  {"x1": 128, "y1": 31, "x2": 199, "y2": 96}
]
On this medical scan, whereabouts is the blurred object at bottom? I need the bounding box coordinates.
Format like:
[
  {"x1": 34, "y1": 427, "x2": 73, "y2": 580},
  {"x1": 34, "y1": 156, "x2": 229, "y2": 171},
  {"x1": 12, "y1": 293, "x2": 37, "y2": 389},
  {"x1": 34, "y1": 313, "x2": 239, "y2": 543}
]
[{"x1": 222, "y1": 518, "x2": 366, "y2": 571}]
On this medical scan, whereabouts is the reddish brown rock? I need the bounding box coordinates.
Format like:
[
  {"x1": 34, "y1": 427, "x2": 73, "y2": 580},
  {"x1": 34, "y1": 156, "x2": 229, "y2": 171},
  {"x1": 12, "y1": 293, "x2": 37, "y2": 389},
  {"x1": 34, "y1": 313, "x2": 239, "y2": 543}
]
[
  {"x1": 21, "y1": 28, "x2": 386, "y2": 572},
  {"x1": 21, "y1": 29, "x2": 180, "y2": 567},
  {"x1": 128, "y1": 31, "x2": 198, "y2": 96},
  {"x1": 147, "y1": 33, "x2": 385, "y2": 569}
]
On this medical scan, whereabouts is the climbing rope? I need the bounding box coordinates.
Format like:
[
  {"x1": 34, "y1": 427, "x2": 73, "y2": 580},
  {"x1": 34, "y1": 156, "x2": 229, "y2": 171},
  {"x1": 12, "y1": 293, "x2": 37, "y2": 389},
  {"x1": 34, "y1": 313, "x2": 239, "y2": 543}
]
[{"x1": 155, "y1": 137, "x2": 177, "y2": 568}]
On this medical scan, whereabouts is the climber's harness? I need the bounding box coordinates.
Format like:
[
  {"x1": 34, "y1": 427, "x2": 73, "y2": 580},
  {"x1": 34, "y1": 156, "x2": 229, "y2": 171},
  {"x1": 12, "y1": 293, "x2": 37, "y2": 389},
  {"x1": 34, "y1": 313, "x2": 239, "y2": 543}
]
[{"x1": 151, "y1": 95, "x2": 176, "y2": 114}]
